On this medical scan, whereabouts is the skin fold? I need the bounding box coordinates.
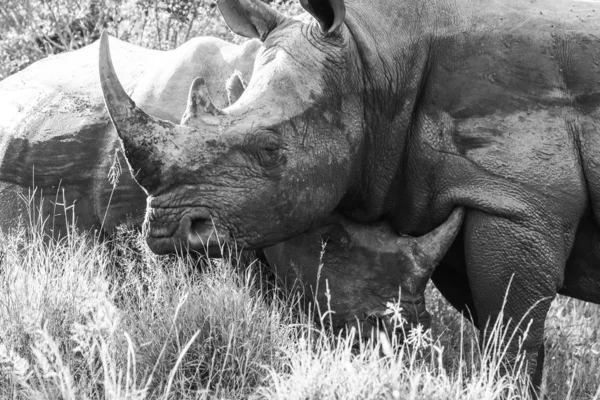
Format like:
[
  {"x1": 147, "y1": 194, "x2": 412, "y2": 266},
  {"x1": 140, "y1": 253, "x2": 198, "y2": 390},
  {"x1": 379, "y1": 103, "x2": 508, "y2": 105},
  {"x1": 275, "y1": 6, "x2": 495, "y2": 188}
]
[{"x1": 100, "y1": 0, "x2": 600, "y2": 389}]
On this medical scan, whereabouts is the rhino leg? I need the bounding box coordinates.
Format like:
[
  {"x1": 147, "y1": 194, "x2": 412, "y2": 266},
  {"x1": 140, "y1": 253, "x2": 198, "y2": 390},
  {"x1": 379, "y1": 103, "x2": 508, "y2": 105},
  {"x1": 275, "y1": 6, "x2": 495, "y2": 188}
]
[{"x1": 464, "y1": 210, "x2": 572, "y2": 391}]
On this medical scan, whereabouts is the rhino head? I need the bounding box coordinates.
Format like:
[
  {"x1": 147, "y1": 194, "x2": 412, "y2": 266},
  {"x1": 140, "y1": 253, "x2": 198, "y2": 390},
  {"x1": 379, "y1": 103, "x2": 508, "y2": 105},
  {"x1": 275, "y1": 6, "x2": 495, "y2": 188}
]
[
  {"x1": 99, "y1": 0, "x2": 368, "y2": 255},
  {"x1": 264, "y1": 207, "x2": 464, "y2": 336}
]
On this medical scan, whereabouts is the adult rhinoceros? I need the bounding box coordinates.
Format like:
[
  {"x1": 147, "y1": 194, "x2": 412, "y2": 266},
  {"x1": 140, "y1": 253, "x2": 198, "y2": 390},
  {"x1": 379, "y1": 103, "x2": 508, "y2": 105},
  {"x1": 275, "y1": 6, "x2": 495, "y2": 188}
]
[
  {"x1": 0, "y1": 35, "x2": 259, "y2": 235},
  {"x1": 100, "y1": 0, "x2": 600, "y2": 387}
]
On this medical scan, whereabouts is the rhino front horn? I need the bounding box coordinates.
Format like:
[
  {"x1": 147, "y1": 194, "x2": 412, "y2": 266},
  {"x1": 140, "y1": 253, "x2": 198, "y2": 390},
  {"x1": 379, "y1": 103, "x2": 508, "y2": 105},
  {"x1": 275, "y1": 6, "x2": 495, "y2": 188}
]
[
  {"x1": 399, "y1": 207, "x2": 465, "y2": 276},
  {"x1": 99, "y1": 31, "x2": 171, "y2": 193}
]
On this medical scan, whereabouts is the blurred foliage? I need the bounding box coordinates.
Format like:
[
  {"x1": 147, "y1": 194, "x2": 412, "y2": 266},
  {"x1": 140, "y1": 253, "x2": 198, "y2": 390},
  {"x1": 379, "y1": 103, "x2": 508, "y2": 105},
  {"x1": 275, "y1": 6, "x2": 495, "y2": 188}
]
[{"x1": 0, "y1": 0, "x2": 300, "y2": 80}]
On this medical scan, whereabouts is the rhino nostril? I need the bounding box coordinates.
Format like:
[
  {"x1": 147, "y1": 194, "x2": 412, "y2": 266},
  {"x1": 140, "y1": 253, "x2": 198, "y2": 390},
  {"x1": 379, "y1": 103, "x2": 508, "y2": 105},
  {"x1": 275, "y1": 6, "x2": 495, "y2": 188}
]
[
  {"x1": 188, "y1": 217, "x2": 228, "y2": 249},
  {"x1": 190, "y1": 218, "x2": 213, "y2": 238}
]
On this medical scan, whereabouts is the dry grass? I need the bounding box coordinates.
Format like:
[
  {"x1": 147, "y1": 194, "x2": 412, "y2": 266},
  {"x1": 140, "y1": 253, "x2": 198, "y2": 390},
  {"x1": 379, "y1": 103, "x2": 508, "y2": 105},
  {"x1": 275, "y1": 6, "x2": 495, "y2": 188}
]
[{"x1": 0, "y1": 200, "x2": 598, "y2": 399}]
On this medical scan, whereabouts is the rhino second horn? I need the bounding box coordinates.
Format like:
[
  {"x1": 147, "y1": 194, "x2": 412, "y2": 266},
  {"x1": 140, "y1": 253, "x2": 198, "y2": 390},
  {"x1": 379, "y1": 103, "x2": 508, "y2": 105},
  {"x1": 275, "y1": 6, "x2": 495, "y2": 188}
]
[
  {"x1": 182, "y1": 77, "x2": 223, "y2": 125},
  {"x1": 397, "y1": 207, "x2": 465, "y2": 276},
  {"x1": 99, "y1": 31, "x2": 168, "y2": 193},
  {"x1": 226, "y1": 70, "x2": 246, "y2": 106}
]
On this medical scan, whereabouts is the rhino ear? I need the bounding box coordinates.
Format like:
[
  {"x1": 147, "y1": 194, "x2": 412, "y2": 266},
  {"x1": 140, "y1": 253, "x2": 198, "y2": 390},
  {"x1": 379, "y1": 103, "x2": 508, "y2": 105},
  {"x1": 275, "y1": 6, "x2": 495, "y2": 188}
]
[
  {"x1": 300, "y1": 0, "x2": 345, "y2": 34},
  {"x1": 217, "y1": 0, "x2": 286, "y2": 40},
  {"x1": 226, "y1": 70, "x2": 246, "y2": 106}
]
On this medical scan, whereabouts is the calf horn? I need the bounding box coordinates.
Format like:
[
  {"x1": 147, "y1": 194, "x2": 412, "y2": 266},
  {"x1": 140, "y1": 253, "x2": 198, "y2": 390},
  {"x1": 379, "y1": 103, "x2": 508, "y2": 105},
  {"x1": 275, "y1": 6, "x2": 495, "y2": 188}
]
[{"x1": 99, "y1": 31, "x2": 173, "y2": 193}]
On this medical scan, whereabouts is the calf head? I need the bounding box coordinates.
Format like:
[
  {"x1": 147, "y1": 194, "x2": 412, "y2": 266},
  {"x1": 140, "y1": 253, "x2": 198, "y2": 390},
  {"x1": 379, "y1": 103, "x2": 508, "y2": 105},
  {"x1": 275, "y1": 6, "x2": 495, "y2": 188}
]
[
  {"x1": 100, "y1": 0, "x2": 365, "y2": 255},
  {"x1": 264, "y1": 208, "x2": 464, "y2": 336}
]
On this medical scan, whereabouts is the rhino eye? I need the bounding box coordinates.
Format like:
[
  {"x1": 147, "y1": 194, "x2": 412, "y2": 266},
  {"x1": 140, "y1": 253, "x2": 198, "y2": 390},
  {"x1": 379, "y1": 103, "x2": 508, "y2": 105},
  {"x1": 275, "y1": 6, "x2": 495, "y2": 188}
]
[
  {"x1": 257, "y1": 145, "x2": 283, "y2": 169},
  {"x1": 247, "y1": 130, "x2": 285, "y2": 169}
]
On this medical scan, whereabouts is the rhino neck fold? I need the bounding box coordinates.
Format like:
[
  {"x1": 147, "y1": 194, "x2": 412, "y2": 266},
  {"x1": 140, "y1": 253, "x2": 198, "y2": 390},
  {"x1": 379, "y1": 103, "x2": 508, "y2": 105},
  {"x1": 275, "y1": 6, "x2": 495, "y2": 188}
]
[{"x1": 339, "y1": 4, "x2": 434, "y2": 222}]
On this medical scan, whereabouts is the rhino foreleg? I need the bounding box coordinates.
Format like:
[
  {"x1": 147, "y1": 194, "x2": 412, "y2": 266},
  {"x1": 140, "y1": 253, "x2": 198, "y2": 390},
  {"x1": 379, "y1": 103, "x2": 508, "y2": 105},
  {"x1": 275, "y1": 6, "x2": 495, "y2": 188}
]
[{"x1": 463, "y1": 210, "x2": 573, "y2": 392}]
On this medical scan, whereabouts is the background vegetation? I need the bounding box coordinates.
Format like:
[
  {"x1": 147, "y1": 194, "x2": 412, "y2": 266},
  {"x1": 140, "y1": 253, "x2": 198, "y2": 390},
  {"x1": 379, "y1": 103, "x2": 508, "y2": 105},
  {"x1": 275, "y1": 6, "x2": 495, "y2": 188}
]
[
  {"x1": 0, "y1": 0, "x2": 300, "y2": 80},
  {"x1": 1, "y1": 0, "x2": 599, "y2": 398}
]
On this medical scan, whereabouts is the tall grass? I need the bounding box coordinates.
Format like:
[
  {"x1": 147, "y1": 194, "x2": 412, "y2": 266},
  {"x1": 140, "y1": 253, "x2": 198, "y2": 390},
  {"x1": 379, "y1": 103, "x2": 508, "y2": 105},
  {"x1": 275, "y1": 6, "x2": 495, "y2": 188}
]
[{"x1": 0, "y1": 199, "x2": 599, "y2": 399}]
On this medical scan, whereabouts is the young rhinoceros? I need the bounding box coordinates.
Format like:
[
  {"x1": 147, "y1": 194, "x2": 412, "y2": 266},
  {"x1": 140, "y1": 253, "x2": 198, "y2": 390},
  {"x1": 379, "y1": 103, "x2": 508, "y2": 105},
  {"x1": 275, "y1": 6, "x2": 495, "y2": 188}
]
[
  {"x1": 0, "y1": 35, "x2": 259, "y2": 235},
  {"x1": 264, "y1": 207, "x2": 464, "y2": 336}
]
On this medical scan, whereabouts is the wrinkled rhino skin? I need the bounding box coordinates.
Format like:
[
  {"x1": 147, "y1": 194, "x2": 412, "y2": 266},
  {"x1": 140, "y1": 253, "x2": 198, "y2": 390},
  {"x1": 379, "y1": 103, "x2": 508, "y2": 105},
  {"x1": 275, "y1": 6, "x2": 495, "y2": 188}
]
[
  {"x1": 0, "y1": 35, "x2": 259, "y2": 235},
  {"x1": 101, "y1": 0, "x2": 600, "y2": 386}
]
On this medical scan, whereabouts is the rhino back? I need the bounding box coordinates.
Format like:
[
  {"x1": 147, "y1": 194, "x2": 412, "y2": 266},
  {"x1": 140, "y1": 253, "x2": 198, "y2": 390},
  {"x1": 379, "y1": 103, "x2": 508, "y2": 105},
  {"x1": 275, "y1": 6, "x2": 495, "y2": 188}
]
[
  {"x1": 0, "y1": 37, "x2": 157, "y2": 234},
  {"x1": 426, "y1": 0, "x2": 600, "y2": 118},
  {"x1": 426, "y1": 0, "x2": 598, "y2": 211},
  {"x1": 342, "y1": 0, "x2": 598, "y2": 231}
]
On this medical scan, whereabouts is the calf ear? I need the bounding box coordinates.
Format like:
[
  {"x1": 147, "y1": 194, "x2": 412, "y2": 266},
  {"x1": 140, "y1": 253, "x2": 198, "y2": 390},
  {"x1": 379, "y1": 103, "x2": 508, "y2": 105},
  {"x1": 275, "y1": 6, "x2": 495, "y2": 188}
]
[
  {"x1": 300, "y1": 0, "x2": 345, "y2": 34},
  {"x1": 226, "y1": 70, "x2": 246, "y2": 106},
  {"x1": 217, "y1": 0, "x2": 286, "y2": 40}
]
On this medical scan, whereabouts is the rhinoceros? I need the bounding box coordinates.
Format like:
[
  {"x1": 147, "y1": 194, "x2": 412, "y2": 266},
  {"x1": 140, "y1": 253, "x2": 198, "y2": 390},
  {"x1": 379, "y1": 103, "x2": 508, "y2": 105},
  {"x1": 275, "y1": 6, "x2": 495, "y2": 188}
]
[
  {"x1": 0, "y1": 26, "x2": 461, "y2": 345},
  {"x1": 0, "y1": 35, "x2": 259, "y2": 235},
  {"x1": 265, "y1": 207, "x2": 465, "y2": 336},
  {"x1": 99, "y1": 0, "x2": 600, "y2": 387}
]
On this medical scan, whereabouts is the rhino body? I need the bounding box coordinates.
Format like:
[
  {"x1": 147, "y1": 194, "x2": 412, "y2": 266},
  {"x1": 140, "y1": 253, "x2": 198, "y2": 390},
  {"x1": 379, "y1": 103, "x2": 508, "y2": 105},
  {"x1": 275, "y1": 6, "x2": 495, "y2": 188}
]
[
  {"x1": 0, "y1": 35, "x2": 259, "y2": 234},
  {"x1": 101, "y1": 0, "x2": 599, "y2": 387}
]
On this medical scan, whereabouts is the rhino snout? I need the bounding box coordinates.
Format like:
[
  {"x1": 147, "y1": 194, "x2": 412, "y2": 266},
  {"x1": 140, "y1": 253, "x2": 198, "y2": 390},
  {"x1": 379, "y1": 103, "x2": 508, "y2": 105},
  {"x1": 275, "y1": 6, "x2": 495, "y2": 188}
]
[
  {"x1": 186, "y1": 216, "x2": 229, "y2": 254},
  {"x1": 144, "y1": 208, "x2": 227, "y2": 256}
]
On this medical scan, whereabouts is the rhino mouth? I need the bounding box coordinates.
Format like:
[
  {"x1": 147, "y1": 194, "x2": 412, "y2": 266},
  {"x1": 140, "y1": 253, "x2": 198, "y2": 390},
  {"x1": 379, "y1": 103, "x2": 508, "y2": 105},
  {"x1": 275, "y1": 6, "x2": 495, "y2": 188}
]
[{"x1": 144, "y1": 207, "x2": 229, "y2": 256}]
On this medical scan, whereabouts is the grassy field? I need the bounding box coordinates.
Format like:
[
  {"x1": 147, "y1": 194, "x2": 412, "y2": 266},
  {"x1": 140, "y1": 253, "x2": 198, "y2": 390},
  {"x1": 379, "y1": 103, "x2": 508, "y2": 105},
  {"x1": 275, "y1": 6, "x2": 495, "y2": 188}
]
[{"x1": 0, "y1": 207, "x2": 598, "y2": 400}]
